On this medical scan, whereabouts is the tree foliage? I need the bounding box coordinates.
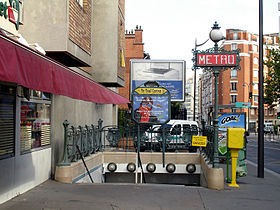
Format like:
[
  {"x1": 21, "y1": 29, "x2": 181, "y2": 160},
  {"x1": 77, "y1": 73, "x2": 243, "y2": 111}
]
[{"x1": 264, "y1": 46, "x2": 280, "y2": 106}]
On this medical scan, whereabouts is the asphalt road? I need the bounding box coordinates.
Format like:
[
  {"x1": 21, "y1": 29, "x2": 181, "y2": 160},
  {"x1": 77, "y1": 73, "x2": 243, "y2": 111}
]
[{"x1": 246, "y1": 133, "x2": 280, "y2": 174}]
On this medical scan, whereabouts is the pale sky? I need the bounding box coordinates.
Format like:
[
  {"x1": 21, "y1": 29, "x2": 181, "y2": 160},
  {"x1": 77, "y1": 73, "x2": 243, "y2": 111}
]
[{"x1": 125, "y1": 0, "x2": 279, "y2": 70}]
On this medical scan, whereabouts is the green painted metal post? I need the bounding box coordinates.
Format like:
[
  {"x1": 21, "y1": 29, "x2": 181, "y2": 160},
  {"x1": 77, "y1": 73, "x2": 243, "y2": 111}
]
[
  {"x1": 226, "y1": 148, "x2": 231, "y2": 183},
  {"x1": 213, "y1": 66, "x2": 220, "y2": 168},
  {"x1": 72, "y1": 126, "x2": 78, "y2": 162},
  {"x1": 58, "y1": 120, "x2": 70, "y2": 166},
  {"x1": 98, "y1": 119, "x2": 103, "y2": 151},
  {"x1": 162, "y1": 125, "x2": 166, "y2": 167}
]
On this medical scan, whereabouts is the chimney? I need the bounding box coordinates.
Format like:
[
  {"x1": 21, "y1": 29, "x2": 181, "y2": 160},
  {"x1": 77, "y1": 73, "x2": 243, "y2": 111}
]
[{"x1": 135, "y1": 25, "x2": 143, "y2": 43}]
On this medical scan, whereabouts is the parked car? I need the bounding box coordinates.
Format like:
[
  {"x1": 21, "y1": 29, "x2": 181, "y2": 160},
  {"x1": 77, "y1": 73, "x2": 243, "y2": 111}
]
[{"x1": 264, "y1": 125, "x2": 274, "y2": 134}]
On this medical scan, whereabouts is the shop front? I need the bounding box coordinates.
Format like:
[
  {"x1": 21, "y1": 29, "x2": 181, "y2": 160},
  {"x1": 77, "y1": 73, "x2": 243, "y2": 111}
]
[{"x1": 0, "y1": 34, "x2": 129, "y2": 203}]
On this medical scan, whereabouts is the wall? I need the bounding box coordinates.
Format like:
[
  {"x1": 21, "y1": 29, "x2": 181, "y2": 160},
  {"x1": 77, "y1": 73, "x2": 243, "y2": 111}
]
[
  {"x1": 20, "y1": 0, "x2": 91, "y2": 66},
  {"x1": 92, "y1": 0, "x2": 124, "y2": 87},
  {"x1": 0, "y1": 148, "x2": 51, "y2": 204},
  {"x1": 51, "y1": 94, "x2": 117, "y2": 177},
  {"x1": 68, "y1": 0, "x2": 91, "y2": 54},
  {"x1": 118, "y1": 27, "x2": 144, "y2": 110}
]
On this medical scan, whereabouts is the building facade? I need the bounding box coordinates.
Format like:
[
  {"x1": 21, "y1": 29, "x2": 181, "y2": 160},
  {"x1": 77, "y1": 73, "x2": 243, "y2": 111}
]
[
  {"x1": 184, "y1": 75, "x2": 199, "y2": 121},
  {"x1": 199, "y1": 28, "x2": 279, "y2": 131},
  {"x1": 0, "y1": 0, "x2": 128, "y2": 204},
  {"x1": 118, "y1": 25, "x2": 145, "y2": 110}
]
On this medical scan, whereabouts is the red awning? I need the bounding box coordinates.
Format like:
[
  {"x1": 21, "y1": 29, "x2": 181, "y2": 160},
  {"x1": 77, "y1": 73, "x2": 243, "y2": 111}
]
[{"x1": 0, "y1": 34, "x2": 129, "y2": 104}]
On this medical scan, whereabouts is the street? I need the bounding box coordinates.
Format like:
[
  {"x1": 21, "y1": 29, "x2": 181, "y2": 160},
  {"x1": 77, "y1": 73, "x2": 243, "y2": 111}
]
[{"x1": 246, "y1": 133, "x2": 280, "y2": 174}]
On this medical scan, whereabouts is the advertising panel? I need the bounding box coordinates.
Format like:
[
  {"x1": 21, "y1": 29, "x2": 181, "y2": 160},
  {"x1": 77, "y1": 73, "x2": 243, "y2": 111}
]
[
  {"x1": 217, "y1": 113, "x2": 246, "y2": 155},
  {"x1": 132, "y1": 87, "x2": 170, "y2": 125},
  {"x1": 130, "y1": 60, "x2": 185, "y2": 101}
]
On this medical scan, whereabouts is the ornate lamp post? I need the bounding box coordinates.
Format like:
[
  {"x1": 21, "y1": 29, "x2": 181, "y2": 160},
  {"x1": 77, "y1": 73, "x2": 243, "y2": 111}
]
[
  {"x1": 209, "y1": 22, "x2": 224, "y2": 168},
  {"x1": 192, "y1": 22, "x2": 240, "y2": 169}
]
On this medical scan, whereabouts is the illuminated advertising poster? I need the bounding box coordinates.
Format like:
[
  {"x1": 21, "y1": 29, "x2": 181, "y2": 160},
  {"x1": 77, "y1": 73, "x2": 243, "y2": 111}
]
[
  {"x1": 131, "y1": 60, "x2": 185, "y2": 102},
  {"x1": 217, "y1": 113, "x2": 246, "y2": 155},
  {"x1": 133, "y1": 95, "x2": 169, "y2": 124}
]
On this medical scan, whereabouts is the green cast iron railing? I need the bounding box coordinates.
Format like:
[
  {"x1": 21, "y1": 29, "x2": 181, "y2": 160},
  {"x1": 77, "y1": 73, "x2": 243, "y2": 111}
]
[{"x1": 58, "y1": 119, "x2": 217, "y2": 166}]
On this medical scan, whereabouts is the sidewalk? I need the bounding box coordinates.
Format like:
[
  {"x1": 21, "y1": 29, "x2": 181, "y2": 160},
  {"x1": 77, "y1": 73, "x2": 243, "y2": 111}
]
[{"x1": 1, "y1": 162, "x2": 280, "y2": 210}]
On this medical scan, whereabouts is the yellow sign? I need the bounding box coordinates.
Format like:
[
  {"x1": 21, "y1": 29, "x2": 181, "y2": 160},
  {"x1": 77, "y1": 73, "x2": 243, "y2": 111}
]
[
  {"x1": 192, "y1": 136, "x2": 207, "y2": 147},
  {"x1": 135, "y1": 88, "x2": 167, "y2": 95}
]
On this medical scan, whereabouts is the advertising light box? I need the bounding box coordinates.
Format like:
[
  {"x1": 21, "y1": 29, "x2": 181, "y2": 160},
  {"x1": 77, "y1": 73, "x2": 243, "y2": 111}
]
[{"x1": 130, "y1": 60, "x2": 185, "y2": 102}]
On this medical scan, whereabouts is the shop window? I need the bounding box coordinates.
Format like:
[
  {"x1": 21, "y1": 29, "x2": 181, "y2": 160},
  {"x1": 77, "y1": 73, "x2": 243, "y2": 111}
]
[
  {"x1": 0, "y1": 85, "x2": 16, "y2": 159},
  {"x1": 20, "y1": 90, "x2": 51, "y2": 154}
]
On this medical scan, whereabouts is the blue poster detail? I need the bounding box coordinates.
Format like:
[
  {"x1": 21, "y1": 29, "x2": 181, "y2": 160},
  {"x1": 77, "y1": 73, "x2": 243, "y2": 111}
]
[
  {"x1": 218, "y1": 113, "x2": 246, "y2": 129},
  {"x1": 133, "y1": 95, "x2": 169, "y2": 124},
  {"x1": 132, "y1": 80, "x2": 183, "y2": 101}
]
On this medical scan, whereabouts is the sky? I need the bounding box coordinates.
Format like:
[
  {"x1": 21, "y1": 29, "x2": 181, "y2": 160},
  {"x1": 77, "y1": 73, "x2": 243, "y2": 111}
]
[{"x1": 125, "y1": 0, "x2": 279, "y2": 70}]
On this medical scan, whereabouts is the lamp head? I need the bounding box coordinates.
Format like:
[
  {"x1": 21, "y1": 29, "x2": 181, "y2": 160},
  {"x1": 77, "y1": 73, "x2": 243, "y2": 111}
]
[{"x1": 209, "y1": 21, "x2": 224, "y2": 43}]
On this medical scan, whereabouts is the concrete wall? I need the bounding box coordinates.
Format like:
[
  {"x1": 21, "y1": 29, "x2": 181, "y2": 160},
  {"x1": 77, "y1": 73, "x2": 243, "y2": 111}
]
[
  {"x1": 92, "y1": 0, "x2": 122, "y2": 85},
  {"x1": 51, "y1": 94, "x2": 117, "y2": 177},
  {"x1": 0, "y1": 148, "x2": 51, "y2": 204},
  {"x1": 20, "y1": 0, "x2": 91, "y2": 65}
]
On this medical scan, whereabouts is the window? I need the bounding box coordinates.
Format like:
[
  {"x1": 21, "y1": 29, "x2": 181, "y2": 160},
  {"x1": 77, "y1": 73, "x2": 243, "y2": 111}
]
[
  {"x1": 231, "y1": 95, "x2": 237, "y2": 103},
  {"x1": 254, "y1": 57, "x2": 258, "y2": 65},
  {"x1": 231, "y1": 69, "x2": 237, "y2": 79},
  {"x1": 251, "y1": 108, "x2": 255, "y2": 115},
  {"x1": 233, "y1": 32, "x2": 238, "y2": 40},
  {"x1": 76, "y1": 0, "x2": 83, "y2": 7},
  {"x1": 20, "y1": 90, "x2": 51, "y2": 154},
  {"x1": 253, "y1": 84, "x2": 258, "y2": 90},
  {"x1": 253, "y1": 70, "x2": 258, "y2": 78},
  {"x1": 253, "y1": 45, "x2": 258, "y2": 52},
  {"x1": 0, "y1": 85, "x2": 16, "y2": 159},
  {"x1": 231, "y1": 43, "x2": 237, "y2": 50},
  {"x1": 254, "y1": 96, "x2": 258, "y2": 103},
  {"x1": 171, "y1": 124, "x2": 181, "y2": 135},
  {"x1": 231, "y1": 82, "x2": 237, "y2": 91},
  {"x1": 269, "y1": 109, "x2": 273, "y2": 115}
]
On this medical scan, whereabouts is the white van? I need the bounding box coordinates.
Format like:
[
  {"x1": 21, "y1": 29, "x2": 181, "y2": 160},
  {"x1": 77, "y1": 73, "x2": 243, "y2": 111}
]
[{"x1": 164, "y1": 120, "x2": 199, "y2": 152}]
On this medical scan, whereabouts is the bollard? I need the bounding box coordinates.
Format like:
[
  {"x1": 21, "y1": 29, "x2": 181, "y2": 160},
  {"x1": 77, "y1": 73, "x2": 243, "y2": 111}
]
[{"x1": 227, "y1": 128, "x2": 245, "y2": 188}]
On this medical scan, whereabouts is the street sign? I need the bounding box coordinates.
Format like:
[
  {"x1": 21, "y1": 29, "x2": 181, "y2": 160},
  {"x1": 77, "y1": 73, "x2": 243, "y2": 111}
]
[
  {"x1": 195, "y1": 53, "x2": 238, "y2": 67},
  {"x1": 235, "y1": 102, "x2": 251, "y2": 108},
  {"x1": 192, "y1": 136, "x2": 207, "y2": 147}
]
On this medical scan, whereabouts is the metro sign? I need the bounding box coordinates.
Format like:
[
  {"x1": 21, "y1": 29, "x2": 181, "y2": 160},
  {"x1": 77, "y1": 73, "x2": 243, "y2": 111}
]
[{"x1": 195, "y1": 53, "x2": 238, "y2": 67}]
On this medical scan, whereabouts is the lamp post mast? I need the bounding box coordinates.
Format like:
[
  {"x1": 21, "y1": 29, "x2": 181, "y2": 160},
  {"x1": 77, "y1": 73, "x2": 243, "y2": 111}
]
[{"x1": 213, "y1": 41, "x2": 220, "y2": 168}]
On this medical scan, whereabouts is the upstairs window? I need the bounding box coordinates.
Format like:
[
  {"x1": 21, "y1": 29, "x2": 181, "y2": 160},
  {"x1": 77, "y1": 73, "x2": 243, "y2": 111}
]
[
  {"x1": 231, "y1": 82, "x2": 237, "y2": 91},
  {"x1": 233, "y1": 32, "x2": 238, "y2": 40},
  {"x1": 231, "y1": 95, "x2": 237, "y2": 103},
  {"x1": 231, "y1": 69, "x2": 237, "y2": 79},
  {"x1": 231, "y1": 43, "x2": 237, "y2": 50}
]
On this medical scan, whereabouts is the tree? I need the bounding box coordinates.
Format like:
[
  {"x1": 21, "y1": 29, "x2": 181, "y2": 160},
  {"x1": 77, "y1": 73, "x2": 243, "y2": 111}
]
[{"x1": 264, "y1": 46, "x2": 280, "y2": 106}]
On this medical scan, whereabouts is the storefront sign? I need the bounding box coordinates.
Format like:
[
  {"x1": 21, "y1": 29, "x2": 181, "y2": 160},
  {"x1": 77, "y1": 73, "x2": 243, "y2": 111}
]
[
  {"x1": 0, "y1": 0, "x2": 19, "y2": 30},
  {"x1": 196, "y1": 53, "x2": 237, "y2": 67}
]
